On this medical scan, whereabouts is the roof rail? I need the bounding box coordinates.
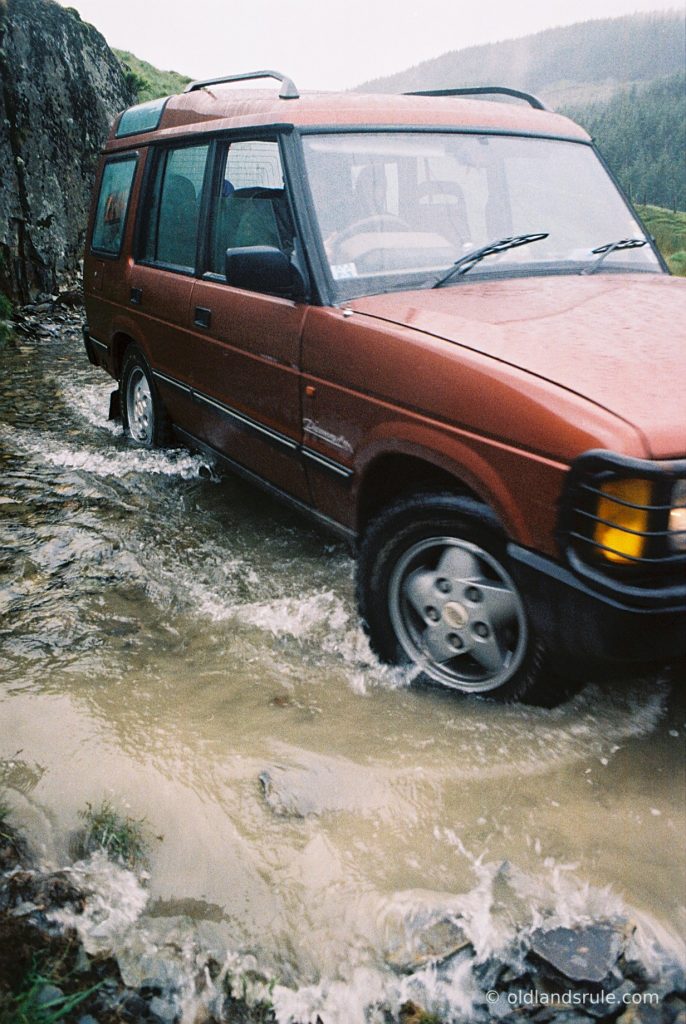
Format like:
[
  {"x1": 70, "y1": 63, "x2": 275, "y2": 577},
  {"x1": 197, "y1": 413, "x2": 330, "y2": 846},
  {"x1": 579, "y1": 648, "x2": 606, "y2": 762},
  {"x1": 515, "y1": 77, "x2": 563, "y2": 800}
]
[
  {"x1": 404, "y1": 86, "x2": 550, "y2": 111},
  {"x1": 184, "y1": 69, "x2": 299, "y2": 100}
]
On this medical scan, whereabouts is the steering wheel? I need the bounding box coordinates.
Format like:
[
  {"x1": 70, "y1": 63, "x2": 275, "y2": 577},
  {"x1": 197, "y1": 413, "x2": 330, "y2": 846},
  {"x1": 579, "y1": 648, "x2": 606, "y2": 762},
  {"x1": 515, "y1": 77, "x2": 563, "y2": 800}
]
[
  {"x1": 417, "y1": 181, "x2": 465, "y2": 206},
  {"x1": 329, "y1": 214, "x2": 412, "y2": 260}
]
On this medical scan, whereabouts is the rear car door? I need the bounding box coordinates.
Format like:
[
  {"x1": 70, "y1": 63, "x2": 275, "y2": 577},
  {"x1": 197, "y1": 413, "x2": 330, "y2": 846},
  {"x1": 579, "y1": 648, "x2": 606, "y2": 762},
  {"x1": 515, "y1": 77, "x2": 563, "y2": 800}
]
[{"x1": 130, "y1": 142, "x2": 210, "y2": 433}]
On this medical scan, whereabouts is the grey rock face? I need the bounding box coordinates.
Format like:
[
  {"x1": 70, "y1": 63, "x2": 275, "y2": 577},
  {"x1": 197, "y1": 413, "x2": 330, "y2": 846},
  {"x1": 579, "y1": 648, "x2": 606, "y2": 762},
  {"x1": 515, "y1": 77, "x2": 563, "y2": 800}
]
[{"x1": 0, "y1": 0, "x2": 133, "y2": 300}]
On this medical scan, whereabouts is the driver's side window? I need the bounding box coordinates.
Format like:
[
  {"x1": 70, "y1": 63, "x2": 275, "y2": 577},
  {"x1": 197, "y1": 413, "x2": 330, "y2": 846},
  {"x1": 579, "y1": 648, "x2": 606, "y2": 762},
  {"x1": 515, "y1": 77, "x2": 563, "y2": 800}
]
[{"x1": 207, "y1": 140, "x2": 295, "y2": 276}]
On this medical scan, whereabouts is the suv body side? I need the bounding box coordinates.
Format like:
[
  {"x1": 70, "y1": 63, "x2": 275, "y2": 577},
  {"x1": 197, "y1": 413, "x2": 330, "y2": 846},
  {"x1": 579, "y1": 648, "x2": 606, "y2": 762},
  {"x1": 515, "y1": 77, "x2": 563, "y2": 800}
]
[{"x1": 83, "y1": 86, "x2": 686, "y2": 696}]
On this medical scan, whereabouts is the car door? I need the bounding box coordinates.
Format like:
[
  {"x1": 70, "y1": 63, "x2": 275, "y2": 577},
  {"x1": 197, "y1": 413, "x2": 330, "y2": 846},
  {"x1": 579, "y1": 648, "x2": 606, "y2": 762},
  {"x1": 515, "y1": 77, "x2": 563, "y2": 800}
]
[
  {"x1": 129, "y1": 142, "x2": 210, "y2": 434},
  {"x1": 189, "y1": 137, "x2": 310, "y2": 502}
]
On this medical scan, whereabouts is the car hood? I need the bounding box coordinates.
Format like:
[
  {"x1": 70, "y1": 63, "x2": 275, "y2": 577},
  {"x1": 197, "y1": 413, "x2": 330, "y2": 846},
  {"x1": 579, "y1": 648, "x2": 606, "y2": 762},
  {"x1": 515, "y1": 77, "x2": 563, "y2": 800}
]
[{"x1": 349, "y1": 273, "x2": 686, "y2": 458}]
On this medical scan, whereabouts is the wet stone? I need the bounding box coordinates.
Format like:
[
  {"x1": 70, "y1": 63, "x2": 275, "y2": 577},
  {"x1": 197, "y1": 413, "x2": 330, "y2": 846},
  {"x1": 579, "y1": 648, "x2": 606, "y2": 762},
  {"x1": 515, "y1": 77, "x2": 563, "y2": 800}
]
[
  {"x1": 616, "y1": 1005, "x2": 665, "y2": 1024},
  {"x1": 534, "y1": 1015, "x2": 595, "y2": 1024},
  {"x1": 148, "y1": 994, "x2": 178, "y2": 1024},
  {"x1": 474, "y1": 956, "x2": 509, "y2": 992},
  {"x1": 118, "y1": 992, "x2": 150, "y2": 1020},
  {"x1": 56, "y1": 289, "x2": 83, "y2": 308},
  {"x1": 529, "y1": 925, "x2": 624, "y2": 983},
  {"x1": 258, "y1": 767, "x2": 318, "y2": 818},
  {"x1": 665, "y1": 994, "x2": 686, "y2": 1017},
  {"x1": 385, "y1": 916, "x2": 472, "y2": 972},
  {"x1": 35, "y1": 983, "x2": 65, "y2": 1006},
  {"x1": 7, "y1": 869, "x2": 86, "y2": 913}
]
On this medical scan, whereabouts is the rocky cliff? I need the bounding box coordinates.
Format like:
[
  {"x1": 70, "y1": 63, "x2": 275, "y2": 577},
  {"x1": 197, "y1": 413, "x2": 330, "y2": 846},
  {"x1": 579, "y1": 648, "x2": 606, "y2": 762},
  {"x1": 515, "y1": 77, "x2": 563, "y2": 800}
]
[{"x1": 0, "y1": 0, "x2": 133, "y2": 301}]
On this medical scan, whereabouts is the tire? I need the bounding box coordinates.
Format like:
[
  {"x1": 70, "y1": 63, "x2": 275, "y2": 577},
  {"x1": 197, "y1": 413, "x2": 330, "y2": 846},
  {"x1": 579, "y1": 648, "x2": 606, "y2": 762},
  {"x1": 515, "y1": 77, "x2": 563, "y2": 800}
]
[
  {"x1": 120, "y1": 346, "x2": 171, "y2": 448},
  {"x1": 356, "y1": 492, "x2": 562, "y2": 705}
]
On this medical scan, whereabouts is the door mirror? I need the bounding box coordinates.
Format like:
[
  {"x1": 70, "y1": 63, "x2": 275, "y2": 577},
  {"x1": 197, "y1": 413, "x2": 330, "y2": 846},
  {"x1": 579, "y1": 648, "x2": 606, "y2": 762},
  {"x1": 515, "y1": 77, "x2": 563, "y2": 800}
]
[{"x1": 224, "y1": 246, "x2": 305, "y2": 300}]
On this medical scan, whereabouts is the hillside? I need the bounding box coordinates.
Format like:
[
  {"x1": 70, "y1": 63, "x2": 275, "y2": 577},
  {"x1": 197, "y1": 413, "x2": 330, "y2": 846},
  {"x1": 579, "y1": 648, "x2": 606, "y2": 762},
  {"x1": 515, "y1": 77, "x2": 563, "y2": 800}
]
[
  {"x1": 354, "y1": 11, "x2": 685, "y2": 212},
  {"x1": 564, "y1": 73, "x2": 685, "y2": 210},
  {"x1": 356, "y1": 11, "x2": 685, "y2": 108},
  {"x1": 114, "y1": 49, "x2": 191, "y2": 102},
  {"x1": 636, "y1": 205, "x2": 686, "y2": 275}
]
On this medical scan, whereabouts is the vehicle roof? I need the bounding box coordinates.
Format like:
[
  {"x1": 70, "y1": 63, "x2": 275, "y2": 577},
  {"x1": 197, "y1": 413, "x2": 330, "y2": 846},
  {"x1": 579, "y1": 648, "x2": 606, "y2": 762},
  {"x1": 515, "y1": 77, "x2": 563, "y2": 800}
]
[{"x1": 105, "y1": 87, "x2": 591, "y2": 150}]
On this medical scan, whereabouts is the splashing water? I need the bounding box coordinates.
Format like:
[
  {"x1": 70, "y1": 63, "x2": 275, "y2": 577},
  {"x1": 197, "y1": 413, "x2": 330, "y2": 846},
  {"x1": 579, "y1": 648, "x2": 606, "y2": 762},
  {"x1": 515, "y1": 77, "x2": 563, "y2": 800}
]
[{"x1": 1, "y1": 319, "x2": 684, "y2": 1024}]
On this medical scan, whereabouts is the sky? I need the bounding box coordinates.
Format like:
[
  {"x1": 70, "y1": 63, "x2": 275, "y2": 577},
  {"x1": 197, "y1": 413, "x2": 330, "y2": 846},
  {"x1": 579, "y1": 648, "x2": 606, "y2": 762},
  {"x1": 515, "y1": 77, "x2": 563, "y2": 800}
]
[{"x1": 56, "y1": 0, "x2": 682, "y2": 91}]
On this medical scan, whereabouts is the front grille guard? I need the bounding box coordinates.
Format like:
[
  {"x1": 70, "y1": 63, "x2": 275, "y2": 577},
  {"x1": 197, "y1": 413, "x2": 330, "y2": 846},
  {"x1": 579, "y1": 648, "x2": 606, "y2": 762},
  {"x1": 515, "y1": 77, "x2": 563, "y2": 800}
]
[{"x1": 558, "y1": 449, "x2": 686, "y2": 591}]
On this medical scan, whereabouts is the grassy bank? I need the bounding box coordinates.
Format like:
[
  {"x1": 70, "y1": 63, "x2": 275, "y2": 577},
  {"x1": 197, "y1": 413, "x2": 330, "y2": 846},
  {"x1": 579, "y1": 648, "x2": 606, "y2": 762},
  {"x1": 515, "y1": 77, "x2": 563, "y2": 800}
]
[
  {"x1": 114, "y1": 50, "x2": 191, "y2": 103},
  {"x1": 636, "y1": 204, "x2": 686, "y2": 275}
]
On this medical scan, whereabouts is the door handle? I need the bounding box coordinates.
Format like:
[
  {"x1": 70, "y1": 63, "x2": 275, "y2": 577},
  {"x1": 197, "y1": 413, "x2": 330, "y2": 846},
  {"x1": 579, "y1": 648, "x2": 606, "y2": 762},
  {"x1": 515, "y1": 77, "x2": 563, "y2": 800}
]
[
  {"x1": 130, "y1": 287, "x2": 142, "y2": 305},
  {"x1": 194, "y1": 306, "x2": 212, "y2": 329}
]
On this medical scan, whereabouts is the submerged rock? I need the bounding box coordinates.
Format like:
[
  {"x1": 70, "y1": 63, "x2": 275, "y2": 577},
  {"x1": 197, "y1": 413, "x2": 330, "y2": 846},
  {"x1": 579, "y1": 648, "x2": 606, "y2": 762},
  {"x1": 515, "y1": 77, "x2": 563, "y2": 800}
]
[
  {"x1": 385, "y1": 915, "x2": 472, "y2": 972},
  {"x1": 257, "y1": 765, "x2": 340, "y2": 818},
  {"x1": 529, "y1": 924, "x2": 624, "y2": 983}
]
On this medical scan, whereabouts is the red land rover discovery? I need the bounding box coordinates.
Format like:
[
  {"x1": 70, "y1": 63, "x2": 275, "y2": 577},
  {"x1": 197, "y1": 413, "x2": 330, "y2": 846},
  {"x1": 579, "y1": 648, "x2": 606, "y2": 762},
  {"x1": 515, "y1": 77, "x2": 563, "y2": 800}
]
[{"x1": 82, "y1": 70, "x2": 686, "y2": 703}]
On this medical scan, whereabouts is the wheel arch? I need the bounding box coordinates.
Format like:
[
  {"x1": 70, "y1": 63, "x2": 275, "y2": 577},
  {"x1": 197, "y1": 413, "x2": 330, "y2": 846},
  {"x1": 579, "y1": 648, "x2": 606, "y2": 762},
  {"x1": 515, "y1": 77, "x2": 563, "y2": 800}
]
[
  {"x1": 355, "y1": 453, "x2": 479, "y2": 529},
  {"x1": 354, "y1": 442, "x2": 525, "y2": 544},
  {"x1": 111, "y1": 332, "x2": 138, "y2": 380},
  {"x1": 108, "y1": 312, "x2": 154, "y2": 382}
]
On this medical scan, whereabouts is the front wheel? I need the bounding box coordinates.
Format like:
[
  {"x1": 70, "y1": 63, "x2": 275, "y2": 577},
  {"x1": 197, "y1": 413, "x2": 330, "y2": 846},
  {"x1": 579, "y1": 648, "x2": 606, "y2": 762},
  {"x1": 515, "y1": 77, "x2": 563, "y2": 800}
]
[
  {"x1": 357, "y1": 493, "x2": 561, "y2": 704},
  {"x1": 121, "y1": 346, "x2": 171, "y2": 448}
]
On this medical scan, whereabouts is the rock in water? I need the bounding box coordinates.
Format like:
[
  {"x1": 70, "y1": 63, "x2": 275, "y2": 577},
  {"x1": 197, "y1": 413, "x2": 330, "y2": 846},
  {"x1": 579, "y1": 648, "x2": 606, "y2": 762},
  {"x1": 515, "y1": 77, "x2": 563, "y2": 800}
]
[
  {"x1": 0, "y1": 0, "x2": 134, "y2": 301},
  {"x1": 529, "y1": 924, "x2": 624, "y2": 983}
]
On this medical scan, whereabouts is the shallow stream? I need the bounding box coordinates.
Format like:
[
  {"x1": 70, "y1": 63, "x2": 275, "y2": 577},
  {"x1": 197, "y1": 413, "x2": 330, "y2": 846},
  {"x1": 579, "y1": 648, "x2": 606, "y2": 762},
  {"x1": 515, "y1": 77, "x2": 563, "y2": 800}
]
[{"x1": 0, "y1": 317, "x2": 684, "y2": 1022}]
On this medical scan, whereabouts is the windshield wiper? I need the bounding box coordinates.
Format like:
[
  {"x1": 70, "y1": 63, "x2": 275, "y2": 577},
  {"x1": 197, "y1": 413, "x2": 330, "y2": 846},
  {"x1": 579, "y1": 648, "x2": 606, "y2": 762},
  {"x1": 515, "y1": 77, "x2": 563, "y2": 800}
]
[
  {"x1": 432, "y1": 232, "x2": 549, "y2": 288},
  {"x1": 582, "y1": 237, "x2": 647, "y2": 275}
]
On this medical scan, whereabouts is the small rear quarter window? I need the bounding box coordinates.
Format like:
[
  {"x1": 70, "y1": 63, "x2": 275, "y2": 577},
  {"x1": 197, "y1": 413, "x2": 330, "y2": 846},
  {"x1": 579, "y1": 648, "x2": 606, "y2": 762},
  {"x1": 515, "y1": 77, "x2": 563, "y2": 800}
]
[{"x1": 91, "y1": 157, "x2": 138, "y2": 256}]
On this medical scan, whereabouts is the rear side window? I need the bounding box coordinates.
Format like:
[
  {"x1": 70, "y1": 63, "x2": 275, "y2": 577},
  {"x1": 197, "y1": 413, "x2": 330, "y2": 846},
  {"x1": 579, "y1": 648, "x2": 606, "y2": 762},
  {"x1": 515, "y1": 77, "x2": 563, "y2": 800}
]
[
  {"x1": 91, "y1": 157, "x2": 137, "y2": 256},
  {"x1": 141, "y1": 144, "x2": 210, "y2": 270}
]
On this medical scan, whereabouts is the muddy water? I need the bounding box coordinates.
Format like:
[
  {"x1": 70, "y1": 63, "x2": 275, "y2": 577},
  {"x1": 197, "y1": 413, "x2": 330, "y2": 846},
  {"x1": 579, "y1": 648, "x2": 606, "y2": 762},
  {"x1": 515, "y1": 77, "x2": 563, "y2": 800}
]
[{"x1": 1, "y1": 318, "x2": 685, "y2": 1022}]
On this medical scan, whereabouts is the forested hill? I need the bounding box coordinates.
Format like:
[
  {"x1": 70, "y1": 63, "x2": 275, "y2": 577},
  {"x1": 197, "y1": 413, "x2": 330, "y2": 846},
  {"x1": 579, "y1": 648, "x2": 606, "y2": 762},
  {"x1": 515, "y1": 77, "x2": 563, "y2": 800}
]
[
  {"x1": 354, "y1": 11, "x2": 685, "y2": 211},
  {"x1": 356, "y1": 11, "x2": 684, "y2": 107},
  {"x1": 564, "y1": 73, "x2": 685, "y2": 210}
]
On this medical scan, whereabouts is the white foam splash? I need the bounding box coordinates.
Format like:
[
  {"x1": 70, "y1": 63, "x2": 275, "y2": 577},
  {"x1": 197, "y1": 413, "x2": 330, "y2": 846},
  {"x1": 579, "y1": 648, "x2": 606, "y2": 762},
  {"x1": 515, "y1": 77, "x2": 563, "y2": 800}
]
[
  {"x1": 47, "y1": 850, "x2": 149, "y2": 951},
  {"x1": 42, "y1": 841, "x2": 684, "y2": 1024},
  {"x1": 0, "y1": 422, "x2": 212, "y2": 479},
  {"x1": 269, "y1": 843, "x2": 684, "y2": 1024},
  {"x1": 60, "y1": 379, "x2": 122, "y2": 435},
  {"x1": 237, "y1": 590, "x2": 349, "y2": 637}
]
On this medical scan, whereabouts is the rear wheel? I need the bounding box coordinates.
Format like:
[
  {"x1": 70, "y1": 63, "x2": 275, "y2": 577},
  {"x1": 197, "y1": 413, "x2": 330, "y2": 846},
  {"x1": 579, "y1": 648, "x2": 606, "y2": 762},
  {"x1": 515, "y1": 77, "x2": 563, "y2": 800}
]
[
  {"x1": 121, "y1": 347, "x2": 171, "y2": 448},
  {"x1": 357, "y1": 493, "x2": 561, "y2": 704}
]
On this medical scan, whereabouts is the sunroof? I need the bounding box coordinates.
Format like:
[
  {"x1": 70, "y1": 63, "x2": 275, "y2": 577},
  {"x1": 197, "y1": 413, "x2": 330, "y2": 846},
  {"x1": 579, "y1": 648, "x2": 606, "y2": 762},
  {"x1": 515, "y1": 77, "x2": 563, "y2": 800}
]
[{"x1": 116, "y1": 96, "x2": 168, "y2": 138}]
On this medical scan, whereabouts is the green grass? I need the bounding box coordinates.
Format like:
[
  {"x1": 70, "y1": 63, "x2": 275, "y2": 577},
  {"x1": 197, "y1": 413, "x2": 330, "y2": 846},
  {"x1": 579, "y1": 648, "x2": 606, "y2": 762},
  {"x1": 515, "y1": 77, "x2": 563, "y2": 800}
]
[
  {"x1": 636, "y1": 203, "x2": 686, "y2": 276},
  {"x1": 114, "y1": 49, "x2": 191, "y2": 102},
  {"x1": 77, "y1": 800, "x2": 147, "y2": 868},
  {"x1": 0, "y1": 967, "x2": 99, "y2": 1024}
]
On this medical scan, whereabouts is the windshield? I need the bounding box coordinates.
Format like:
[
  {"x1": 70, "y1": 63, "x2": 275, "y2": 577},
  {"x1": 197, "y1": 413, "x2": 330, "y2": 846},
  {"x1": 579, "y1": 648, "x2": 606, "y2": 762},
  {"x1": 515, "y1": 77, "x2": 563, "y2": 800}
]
[{"x1": 301, "y1": 132, "x2": 662, "y2": 301}]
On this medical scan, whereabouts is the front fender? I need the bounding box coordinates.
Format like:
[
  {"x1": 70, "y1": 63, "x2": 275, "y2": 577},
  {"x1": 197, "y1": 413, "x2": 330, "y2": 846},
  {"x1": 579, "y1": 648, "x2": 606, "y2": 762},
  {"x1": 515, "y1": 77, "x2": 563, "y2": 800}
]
[{"x1": 353, "y1": 418, "x2": 568, "y2": 553}]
